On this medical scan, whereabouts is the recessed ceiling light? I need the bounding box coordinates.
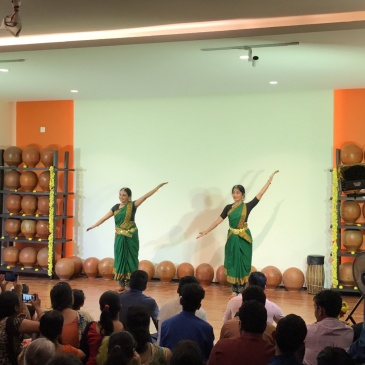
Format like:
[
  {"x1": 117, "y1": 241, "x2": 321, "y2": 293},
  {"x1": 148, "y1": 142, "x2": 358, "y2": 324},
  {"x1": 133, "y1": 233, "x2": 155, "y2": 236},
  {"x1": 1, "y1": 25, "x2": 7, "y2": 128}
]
[
  {"x1": 269, "y1": 81, "x2": 278, "y2": 85},
  {"x1": 239, "y1": 55, "x2": 249, "y2": 60},
  {"x1": 0, "y1": 69, "x2": 9, "y2": 72},
  {"x1": 70, "y1": 89, "x2": 78, "y2": 93}
]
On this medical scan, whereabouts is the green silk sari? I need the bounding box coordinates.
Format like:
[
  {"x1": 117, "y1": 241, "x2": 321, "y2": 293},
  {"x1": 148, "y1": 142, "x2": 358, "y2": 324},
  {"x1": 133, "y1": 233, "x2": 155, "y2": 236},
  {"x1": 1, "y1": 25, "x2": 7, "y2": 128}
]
[
  {"x1": 224, "y1": 202, "x2": 253, "y2": 285},
  {"x1": 113, "y1": 201, "x2": 139, "y2": 281}
]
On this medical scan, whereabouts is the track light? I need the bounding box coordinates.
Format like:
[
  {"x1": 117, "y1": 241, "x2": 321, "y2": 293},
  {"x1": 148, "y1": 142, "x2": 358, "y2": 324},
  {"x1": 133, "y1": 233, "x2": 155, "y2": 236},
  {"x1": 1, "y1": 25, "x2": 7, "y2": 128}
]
[{"x1": 252, "y1": 56, "x2": 259, "y2": 67}]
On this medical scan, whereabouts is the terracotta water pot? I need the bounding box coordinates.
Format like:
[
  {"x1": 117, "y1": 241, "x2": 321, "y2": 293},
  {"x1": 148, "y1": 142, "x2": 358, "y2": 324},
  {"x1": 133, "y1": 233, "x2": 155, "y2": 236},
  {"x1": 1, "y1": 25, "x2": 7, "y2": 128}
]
[
  {"x1": 342, "y1": 229, "x2": 363, "y2": 252},
  {"x1": 37, "y1": 247, "x2": 49, "y2": 270},
  {"x1": 4, "y1": 218, "x2": 21, "y2": 238},
  {"x1": 37, "y1": 196, "x2": 50, "y2": 215},
  {"x1": 22, "y1": 146, "x2": 40, "y2": 167},
  {"x1": 5, "y1": 194, "x2": 22, "y2": 214},
  {"x1": 55, "y1": 258, "x2": 75, "y2": 281},
  {"x1": 83, "y1": 257, "x2": 100, "y2": 279},
  {"x1": 339, "y1": 262, "x2": 355, "y2": 286},
  {"x1": 20, "y1": 171, "x2": 38, "y2": 192},
  {"x1": 4, "y1": 170, "x2": 21, "y2": 191},
  {"x1": 4, "y1": 146, "x2": 22, "y2": 167},
  {"x1": 340, "y1": 144, "x2": 363, "y2": 165},
  {"x1": 261, "y1": 265, "x2": 282, "y2": 290},
  {"x1": 40, "y1": 147, "x2": 55, "y2": 167},
  {"x1": 69, "y1": 256, "x2": 83, "y2": 278},
  {"x1": 138, "y1": 260, "x2": 155, "y2": 280},
  {"x1": 176, "y1": 262, "x2": 195, "y2": 278},
  {"x1": 340, "y1": 201, "x2": 361, "y2": 224},
  {"x1": 282, "y1": 267, "x2": 305, "y2": 292},
  {"x1": 156, "y1": 260, "x2": 176, "y2": 283},
  {"x1": 216, "y1": 265, "x2": 229, "y2": 286},
  {"x1": 251, "y1": 266, "x2": 257, "y2": 273},
  {"x1": 36, "y1": 220, "x2": 50, "y2": 239},
  {"x1": 98, "y1": 257, "x2": 115, "y2": 280},
  {"x1": 19, "y1": 247, "x2": 37, "y2": 268},
  {"x1": 21, "y1": 195, "x2": 38, "y2": 215},
  {"x1": 38, "y1": 171, "x2": 50, "y2": 191},
  {"x1": 21, "y1": 219, "x2": 36, "y2": 239},
  {"x1": 3, "y1": 246, "x2": 20, "y2": 267},
  {"x1": 196, "y1": 263, "x2": 214, "y2": 286}
]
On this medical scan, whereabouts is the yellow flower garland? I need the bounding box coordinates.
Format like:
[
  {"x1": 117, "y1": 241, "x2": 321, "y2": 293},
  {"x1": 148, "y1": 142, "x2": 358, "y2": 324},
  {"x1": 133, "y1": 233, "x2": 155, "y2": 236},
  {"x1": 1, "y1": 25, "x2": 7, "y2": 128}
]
[
  {"x1": 48, "y1": 166, "x2": 55, "y2": 277},
  {"x1": 331, "y1": 167, "x2": 339, "y2": 288}
]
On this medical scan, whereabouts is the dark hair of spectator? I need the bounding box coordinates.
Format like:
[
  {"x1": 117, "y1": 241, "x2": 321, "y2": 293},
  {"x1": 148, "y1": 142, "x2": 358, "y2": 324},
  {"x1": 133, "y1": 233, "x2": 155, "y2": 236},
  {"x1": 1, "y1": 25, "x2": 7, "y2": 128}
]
[
  {"x1": 238, "y1": 300, "x2": 267, "y2": 334},
  {"x1": 99, "y1": 291, "x2": 121, "y2": 336},
  {"x1": 40, "y1": 310, "x2": 64, "y2": 341},
  {"x1": 50, "y1": 282, "x2": 73, "y2": 311},
  {"x1": 248, "y1": 272, "x2": 267, "y2": 289},
  {"x1": 0, "y1": 291, "x2": 19, "y2": 319},
  {"x1": 72, "y1": 289, "x2": 85, "y2": 310},
  {"x1": 180, "y1": 283, "x2": 205, "y2": 312},
  {"x1": 241, "y1": 285, "x2": 266, "y2": 305},
  {"x1": 170, "y1": 340, "x2": 203, "y2": 365},
  {"x1": 46, "y1": 354, "x2": 83, "y2": 365},
  {"x1": 129, "y1": 270, "x2": 148, "y2": 291},
  {"x1": 317, "y1": 346, "x2": 355, "y2": 365},
  {"x1": 177, "y1": 276, "x2": 200, "y2": 295},
  {"x1": 106, "y1": 331, "x2": 136, "y2": 365},
  {"x1": 314, "y1": 289, "x2": 342, "y2": 318}
]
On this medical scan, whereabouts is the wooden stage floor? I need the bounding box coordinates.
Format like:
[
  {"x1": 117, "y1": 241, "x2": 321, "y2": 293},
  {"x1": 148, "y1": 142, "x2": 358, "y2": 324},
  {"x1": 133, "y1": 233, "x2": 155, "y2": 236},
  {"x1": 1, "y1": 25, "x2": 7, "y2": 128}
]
[{"x1": 20, "y1": 276, "x2": 364, "y2": 340}]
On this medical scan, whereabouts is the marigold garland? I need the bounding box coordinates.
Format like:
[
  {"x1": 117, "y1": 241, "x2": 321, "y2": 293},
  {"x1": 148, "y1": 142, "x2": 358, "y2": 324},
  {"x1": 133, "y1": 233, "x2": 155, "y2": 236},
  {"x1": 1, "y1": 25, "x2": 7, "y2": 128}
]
[
  {"x1": 331, "y1": 167, "x2": 339, "y2": 288},
  {"x1": 48, "y1": 166, "x2": 55, "y2": 277}
]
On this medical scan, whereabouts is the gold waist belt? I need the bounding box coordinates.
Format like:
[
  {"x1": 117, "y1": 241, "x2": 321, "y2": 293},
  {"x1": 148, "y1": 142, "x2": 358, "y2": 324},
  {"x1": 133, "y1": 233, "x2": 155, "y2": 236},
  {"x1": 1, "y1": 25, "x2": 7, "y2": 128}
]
[
  {"x1": 229, "y1": 223, "x2": 248, "y2": 235},
  {"x1": 115, "y1": 226, "x2": 137, "y2": 238}
]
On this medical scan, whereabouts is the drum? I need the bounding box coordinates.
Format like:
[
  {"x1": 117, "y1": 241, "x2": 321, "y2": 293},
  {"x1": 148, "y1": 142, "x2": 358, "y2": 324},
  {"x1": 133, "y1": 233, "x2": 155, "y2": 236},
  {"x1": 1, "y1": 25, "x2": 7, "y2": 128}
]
[{"x1": 306, "y1": 255, "x2": 325, "y2": 294}]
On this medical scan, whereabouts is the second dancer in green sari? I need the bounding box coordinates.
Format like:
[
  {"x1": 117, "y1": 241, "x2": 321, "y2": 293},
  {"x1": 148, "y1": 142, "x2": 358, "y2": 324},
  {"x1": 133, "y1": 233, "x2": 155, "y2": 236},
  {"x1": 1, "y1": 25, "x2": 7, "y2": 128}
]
[
  {"x1": 197, "y1": 171, "x2": 278, "y2": 294},
  {"x1": 87, "y1": 182, "x2": 168, "y2": 291}
]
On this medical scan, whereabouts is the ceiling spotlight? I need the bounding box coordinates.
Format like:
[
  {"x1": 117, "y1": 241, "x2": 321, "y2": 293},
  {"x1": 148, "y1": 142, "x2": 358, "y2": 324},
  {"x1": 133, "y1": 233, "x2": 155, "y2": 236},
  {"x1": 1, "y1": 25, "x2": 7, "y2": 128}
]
[
  {"x1": 239, "y1": 55, "x2": 249, "y2": 60},
  {"x1": 0, "y1": 69, "x2": 9, "y2": 72},
  {"x1": 269, "y1": 81, "x2": 278, "y2": 85},
  {"x1": 70, "y1": 89, "x2": 78, "y2": 93},
  {"x1": 252, "y1": 56, "x2": 259, "y2": 67}
]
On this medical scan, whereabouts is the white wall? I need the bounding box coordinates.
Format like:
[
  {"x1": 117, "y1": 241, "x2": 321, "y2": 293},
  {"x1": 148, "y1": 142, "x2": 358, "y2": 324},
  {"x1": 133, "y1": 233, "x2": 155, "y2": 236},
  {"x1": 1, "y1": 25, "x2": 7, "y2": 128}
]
[
  {"x1": 74, "y1": 91, "x2": 333, "y2": 284},
  {"x1": 0, "y1": 101, "x2": 16, "y2": 148}
]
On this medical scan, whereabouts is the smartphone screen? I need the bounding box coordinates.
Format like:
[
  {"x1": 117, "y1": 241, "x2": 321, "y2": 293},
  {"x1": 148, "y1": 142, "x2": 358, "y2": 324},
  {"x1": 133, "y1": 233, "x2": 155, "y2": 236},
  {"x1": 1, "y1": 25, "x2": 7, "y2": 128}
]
[
  {"x1": 5, "y1": 272, "x2": 18, "y2": 282},
  {"x1": 22, "y1": 294, "x2": 36, "y2": 303}
]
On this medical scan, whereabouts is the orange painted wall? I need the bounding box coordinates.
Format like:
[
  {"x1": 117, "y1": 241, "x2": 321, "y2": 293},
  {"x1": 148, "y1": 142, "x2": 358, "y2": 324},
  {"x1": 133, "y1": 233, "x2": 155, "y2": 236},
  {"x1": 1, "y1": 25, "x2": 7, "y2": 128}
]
[{"x1": 16, "y1": 100, "x2": 74, "y2": 258}]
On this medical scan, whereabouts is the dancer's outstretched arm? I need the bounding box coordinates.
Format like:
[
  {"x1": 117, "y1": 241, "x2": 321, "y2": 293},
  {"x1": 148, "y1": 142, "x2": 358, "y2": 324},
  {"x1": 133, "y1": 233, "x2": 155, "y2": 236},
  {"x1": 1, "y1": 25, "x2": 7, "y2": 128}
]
[
  {"x1": 256, "y1": 170, "x2": 279, "y2": 200},
  {"x1": 134, "y1": 182, "x2": 168, "y2": 207}
]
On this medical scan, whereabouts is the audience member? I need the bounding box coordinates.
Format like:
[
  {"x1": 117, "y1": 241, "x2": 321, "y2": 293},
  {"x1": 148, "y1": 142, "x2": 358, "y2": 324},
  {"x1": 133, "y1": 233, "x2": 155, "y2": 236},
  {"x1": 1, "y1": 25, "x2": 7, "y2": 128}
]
[
  {"x1": 119, "y1": 270, "x2": 159, "y2": 331},
  {"x1": 348, "y1": 320, "x2": 365, "y2": 363},
  {"x1": 207, "y1": 300, "x2": 275, "y2": 365},
  {"x1": 157, "y1": 275, "x2": 207, "y2": 344},
  {"x1": 170, "y1": 340, "x2": 203, "y2": 365},
  {"x1": 223, "y1": 271, "x2": 284, "y2": 323},
  {"x1": 23, "y1": 338, "x2": 55, "y2": 365},
  {"x1": 105, "y1": 331, "x2": 140, "y2": 365},
  {"x1": 46, "y1": 354, "x2": 83, "y2": 365},
  {"x1": 317, "y1": 346, "x2": 355, "y2": 365},
  {"x1": 303, "y1": 289, "x2": 353, "y2": 365},
  {"x1": 160, "y1": 283, "x2": 214, "y2": 363},
  {"x1": 72, "y1": 289, "x2": 94, "y2": 322},
  {"x1": 220, "y1": 285, "x2": 275, "y2": 346},
  {"x1": 269, "y1": 314, "x2": 307, "y2": 365}
]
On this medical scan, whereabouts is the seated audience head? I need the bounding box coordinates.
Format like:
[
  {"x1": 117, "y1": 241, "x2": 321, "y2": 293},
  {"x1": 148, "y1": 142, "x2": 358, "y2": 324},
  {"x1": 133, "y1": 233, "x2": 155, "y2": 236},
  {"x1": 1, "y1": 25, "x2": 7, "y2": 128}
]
[
  {"x1": 248, "y1": 272, "x2": 267, "y2": 289},
  {"x1": 170, "y1": 340, "x2": 203, "y2": 365},
  {"x1": 72, "y1": 289, "x2": 85, "y2": 310},
  {"x1": 180, "y1": 283, "x2": 205, "y2": 312},
  {"x1": 129, "y1": 270, "x2": 148, "y2": 291},
  {"x1": 50, "y1": 282, "x2": 73, "y2": 311},
  {"x1": 275, "y1": 314, "x2": 307, "y2": 354},
  {"x1": 40, "y1": 310, "x2": 64, "y2": 342},
  {"x1": 317, "y1": 346, "x2": 355, "y2": 365},
  {"x1": 99, "y1": 290, "x2": 122, "y2": 336},
  {"x1": 46, "y1": 354, "x2": 83, "y2": 365},
  {"x1": 177, "y1": 276, "x2": 200, "y2": 295},
  {"x1": 125, "y1": 305, "x2": 150, "y2": 353},
  {"x1": 241, "y1": 285, "x2": 266, "y2": 306},
  {"x1": 106, "y1": 331, "x2": 137, "y2": 365},
  {"x1": 24, "y1": 338, "x2": 55, "y2": 365},
  {"x1": 313, "y1": 289, "x2": 342, "y2": 320},
  {"x1": 0, "y1": 290, "x2": 20, "y2": 319},
  {"x1": 238, "y1": 300, "x2": 267, "y2": 334}
]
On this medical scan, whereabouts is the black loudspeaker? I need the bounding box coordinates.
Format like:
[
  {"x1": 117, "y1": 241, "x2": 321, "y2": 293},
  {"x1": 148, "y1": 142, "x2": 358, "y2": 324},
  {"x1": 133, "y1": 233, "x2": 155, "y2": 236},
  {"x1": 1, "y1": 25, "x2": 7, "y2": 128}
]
[{"x1": 339, "y1": 165, "x2": 365, "y2": 192}]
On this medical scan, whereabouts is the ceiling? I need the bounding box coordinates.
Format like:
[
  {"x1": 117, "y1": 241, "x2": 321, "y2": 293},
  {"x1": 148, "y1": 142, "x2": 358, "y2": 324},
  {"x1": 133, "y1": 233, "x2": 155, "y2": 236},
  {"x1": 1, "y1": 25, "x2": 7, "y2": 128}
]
[{"x1": 1, "y1": 0, "x2": 365, "y2": 101}]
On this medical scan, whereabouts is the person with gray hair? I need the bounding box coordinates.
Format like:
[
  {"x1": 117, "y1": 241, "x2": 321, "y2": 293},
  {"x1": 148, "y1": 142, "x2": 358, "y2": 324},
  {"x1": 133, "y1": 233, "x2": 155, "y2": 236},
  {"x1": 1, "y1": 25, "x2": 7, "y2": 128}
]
[{"x1": 24, "y1": 338, "x2": 55, "y2": 365}]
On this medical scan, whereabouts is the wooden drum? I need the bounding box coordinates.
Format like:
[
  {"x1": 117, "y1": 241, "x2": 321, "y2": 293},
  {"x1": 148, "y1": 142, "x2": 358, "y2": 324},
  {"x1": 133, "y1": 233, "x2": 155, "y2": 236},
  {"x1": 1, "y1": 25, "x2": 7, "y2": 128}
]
[{"x1": 306, "y1": 255, "x2": 325, "y2": 295}]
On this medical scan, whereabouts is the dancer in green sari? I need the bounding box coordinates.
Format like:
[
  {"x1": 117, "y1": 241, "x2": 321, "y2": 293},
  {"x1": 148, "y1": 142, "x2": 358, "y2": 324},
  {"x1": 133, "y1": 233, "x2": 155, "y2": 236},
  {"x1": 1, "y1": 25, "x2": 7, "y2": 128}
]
[
  {"x1": 197, "y1": 171, "x2": 278, "y2": 294},
  {"x1": 87, "y1": 183, "x2": 168, "y2": 291}
]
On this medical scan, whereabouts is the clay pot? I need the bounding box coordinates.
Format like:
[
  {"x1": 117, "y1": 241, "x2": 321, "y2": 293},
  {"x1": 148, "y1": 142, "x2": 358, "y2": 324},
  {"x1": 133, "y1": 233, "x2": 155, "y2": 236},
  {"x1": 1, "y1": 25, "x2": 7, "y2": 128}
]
[
  {"x1": 20, "y1": 171, "x2": 38, "y2": 192},
  {"x1": 21, "y1": 219, "x2": 36, "y2": 239},
  {"x1": 83, "y1": 257, "x2": 100, "y2": 279},
  {"x1": 22, "y1": 146, "x2": 40, "y2": 167},
  {"x1": 4, "y1": 170, "x2": 21, "y2": 191},
  {"x1": 37, "y1": 196, "x2": 50, "y2": 215},
  {"x1": 55, "y1": 258, "x2": 75, "y2": 281},
  {"x1": 339, "y1": 262, "x2": 355, "y2": 286},
  {"x1": 138, "y1": 260, "x2": 155, "y2": 280},
  {"x1": 38, "y1": 171, "x2": 50, "y2": 191},
  {"x1": 37, "y1": 247, "x2": 49, "y2": 270},
  {"x1": 36, "y1": 220, "x2": 50, "y2": 239},
  {"x1": 69, "y1": 256, "x2": 83, "y2": 278},
  {"x1": 342, "y1": 229, "x2": 363, "y2": 252},
  {"x1": 176, "y1": 262, "x2": 195, "y2": 279},
  {"x1": 21, "y1": 195, "x2": 38, "y2": 215},
  {"x1": 196, "y1": 263, "x2": 214, "y2": 286},
  {"x1": 282, "y1": 267, "x2": 305, "y2": 292},
  {"x1": 98, "y1": 257, "x2": 115, "y2": 280},
  {"x1": 251, "y1": 266, "x2": 257, "y2": 273},
  {"x1": 3, "y1": 246, "x2": 20, "y2": 267},
  {"x1": 5, "y1": 194, "x2": 22, "y2": 214},
  {"x1": 261, "y1": 265, "x2": 282, "y2": 290},
  {"x1": 40, "y1": 148, "x2": 55, "y2": 167},
  {"x1": 19, "y1": 247, "x2": 37, "y2": 268},
  {"x1": 340, "y1": 201, "x2": 361, "y2": 224},
  {"x1": 216, "y1": 265, "x2": 229, "y2": 286},
  {"x1": 156, "y1": 260, "x2": 176, "y2": 283},
  {"x1": 4, "y1": 218, "x2": 21, "y2": 238},
  {"x1": 341, "y1": 144, "x2": 363, "y2": 165},
  {"x1": 4, "y1": 146, "x2": 22, "y2": 167}
]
